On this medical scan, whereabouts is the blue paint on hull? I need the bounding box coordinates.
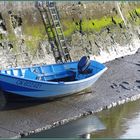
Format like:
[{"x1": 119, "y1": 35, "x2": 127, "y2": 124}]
[{"x1": 0, "y1": 60, "x2": 107, "y2": 98}]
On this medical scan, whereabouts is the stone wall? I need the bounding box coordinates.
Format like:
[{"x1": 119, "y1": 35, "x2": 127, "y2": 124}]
[{"x1": 0, "y1": 1, "x2": 140, "y2": 69}]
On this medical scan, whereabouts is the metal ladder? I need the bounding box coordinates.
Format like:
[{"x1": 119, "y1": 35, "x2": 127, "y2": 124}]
[{"x1": 36, "y1": 1, "x2": 71, "y2": 63}]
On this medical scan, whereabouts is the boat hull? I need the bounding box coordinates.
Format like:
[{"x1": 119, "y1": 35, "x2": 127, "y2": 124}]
[{"x1": 0, "y1": 61, "x2": 107, "y2": 98}]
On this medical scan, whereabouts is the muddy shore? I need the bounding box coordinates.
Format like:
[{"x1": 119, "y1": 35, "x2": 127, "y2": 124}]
[{"x1": 0, "y1": 49, "x2": 139, "y2": 138}]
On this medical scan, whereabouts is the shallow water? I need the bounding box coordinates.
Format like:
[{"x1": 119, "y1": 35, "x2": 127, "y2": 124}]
[
  {"x1": 29, "y1": 99, "x2": 140, "y2": 138},
  {"x1": 92, "y1": 99, "x2": 140, "y2": 138},
  {"x1": 28, "y1": 115, "x2": 105, "y2": 138}
]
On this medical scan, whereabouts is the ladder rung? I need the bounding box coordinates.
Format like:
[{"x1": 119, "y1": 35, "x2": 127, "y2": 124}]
[
  {"x1": 56, "y1": 26, "x2": 61, "y2": 29},
  {"x1": 58, "y1": 35, "x2": 64, "y2": 38},
  {"x1": 62, "y1": 46, "x2": 67, "y2": 48},
  {"x1": 54, "y1": 20, "x2": 59, "y2": 23},
  {"x1": 64, "y1": 53, "x2": 69, "y2": 55},
  {"x1": 55, "y1": 23, "x2": 60, "y2": 27},
  {"x1": 49, "y1": 7, "x2": 55, "y2": 10},
  {"x1": 58, "y1": 33, "x2": 63, "y2": 36},
  {"x1": 58, "y1": 36, "x2": 64, "y2": 40},
  {"x1": 53, "y1": 17, "x2": 58, "y2": 20},
  {"x1": 52, "y1": 13, "x2": 56, "y2": 16},
  {"x1": 60, "y1": 40, "x2": 65, "y2": 42},
  {"x1": 55, "y1": 56, "x2": 61, "y2": 58}
]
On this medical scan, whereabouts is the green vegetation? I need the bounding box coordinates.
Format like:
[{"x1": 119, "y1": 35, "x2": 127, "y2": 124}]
[
  {"x1": 82, "y1": 16, "x2": 122, "y2": 32},
  {"x1": 3, "y1": 6, "x2": 140, "y2": 52},
  {"x1": 62, "y1": 19, "x2": 76, "y2": 37},
  {"x1": 7, "y1": 33, "x2": 17, "y2": 42},
  {"x1": 135, "y1": 8, "x2": 140, "y2": 14},
  {"x1": 25, "y1": 39, "x2": 39, "y2": 55},
  {"x1": 62, "y1": 7, "x2": 140, "y2": 37},
  {"x1": 0, "y1": 36, "x2": 3, "y2": 41},
  {"x1": 23, "y1": 24, "x2": 46, "y2": 40},
  {"x1": 6, "y1": 31, "x2": 18, "y2": 53},
  {"x1": 22, "y1": 21, "x2": 47, "y2": 54},
  {"x1": 131, "y1": 8, "x2": 140, "y2": 25},
  {"x1": 63, "y1": 16, "x2": 123, "y2": 37}
]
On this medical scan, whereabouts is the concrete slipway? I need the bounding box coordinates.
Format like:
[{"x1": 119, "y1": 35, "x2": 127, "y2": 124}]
[{"x1": 0, "y1": 49, "x2": 139, "y2": 138}]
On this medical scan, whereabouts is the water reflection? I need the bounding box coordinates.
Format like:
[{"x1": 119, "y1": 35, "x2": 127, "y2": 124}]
[
  {"x1": 120, "y1": 113, "x2": 140, "y2": 138},
  {"x1": 28, "y1": 115, "x2": 105, "y2": 138},
  {"x1": 28, "y1": 98, "x2": 140, "y2": 138},
  {"x1": 92, "y1": 99, "x2": 140, "y2": 138}
]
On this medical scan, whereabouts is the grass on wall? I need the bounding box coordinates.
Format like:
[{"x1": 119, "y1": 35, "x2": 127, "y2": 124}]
[
  {"x1": 63, "y1": 16, "x2": 123, "y2": 37},
  {"x1": 25, "y1": 39, "x2": 39, "y2": 55},
  {"x1": 22, "y1": 21, "x2": 47, "y2": 54},
  {"x1": 5, "y1": 6, "x2": 140, "y2": 52},
  {"x1": 23, "y1": 24, "x2": 46, "y2": 40}
]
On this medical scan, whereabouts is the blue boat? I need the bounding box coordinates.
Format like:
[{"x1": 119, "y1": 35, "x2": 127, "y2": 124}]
[{"x1": 0, "y1": 56, "x2": 107, "y2": 98}]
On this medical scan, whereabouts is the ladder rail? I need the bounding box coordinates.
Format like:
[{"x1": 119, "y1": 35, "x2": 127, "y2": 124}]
[
  {"x1": 36, "y1": 2, "x2": 63, "y2": 63},
  {"x1": 48, "y1": 6, "x2": 66, "y2": 62},
  {"x1": 36, "y1": 1, "x2": 72, "y2": 63},
  {"x1": 42, "y1": 6, "x2": 63, "y2": 63},
  {"x1": 47, "y1": 2, "x2": 71, "y2": 62}
]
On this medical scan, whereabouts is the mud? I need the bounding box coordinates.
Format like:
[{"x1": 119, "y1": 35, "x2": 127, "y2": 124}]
[{"x1": 0, "y1": 49, "x2": 139, "y2": 138}]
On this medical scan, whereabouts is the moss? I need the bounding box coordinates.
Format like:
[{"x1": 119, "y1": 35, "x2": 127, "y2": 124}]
[
  {"x1": 82, "y1": 18, "x2": 112, "y2": 32},
  {"x1": 19, "y1": 11, "x2": 123, "y2": 49},
  {"x1": 62, "y1": 19, "x2": 76, "y2": 37},
  {"x1": 22, "y1": 19, "x2": 47, "y2": 54},
  {"x1": 0, "y1": 37, "x2": 3, "y2": 41},
  {"x1": 7, "y1": 33, "x2": 17, "y2": 42},
  {"x1": 23, "y1": 24, "x2": 46, "y2": 40},
  {"x1": 127, "y1": 8, "x2": 140, "y2": 25},
  {"x1": 135, "y1": 8, "x2": 140, "y2": 14},
  {"x1": 62, "y1": 16, "x2": 123, "y2": 37},
  {"x1": 136, "y1": 19, "x2": 140, "y2": 25},
  {"x1": 25, "y1": 39, "x2": 39, "y2": 55},
  {"x1": 4, "y1": 6, "x2": 140, "y2": 52},
  {"x1": 62, "y1": 7, "x2": 140, "y2": 37}
]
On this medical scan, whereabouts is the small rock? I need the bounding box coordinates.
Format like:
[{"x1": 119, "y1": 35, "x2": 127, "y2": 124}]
[
  {"x1": 136, "y1": 80, "x2": 140, "y2": 83},
  {"x1": 122, "y1": 81, "x2": 129, "y2": 85},
  {"x1": 136, "y1": 63, "x2": 140, "y2": 66},
  {"x1": 119, "y1": 84, "x2": 130, "y2": 90},
  {"x1": 110, "y1": 85, "x2": 115, "y2": 89}
]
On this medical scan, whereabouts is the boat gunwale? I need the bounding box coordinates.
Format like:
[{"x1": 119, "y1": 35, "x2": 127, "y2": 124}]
[
  {"x1": 3, "y1": 61, "x2": 78, "y2": 71},
  {"x1": 0, "y1": 67, "x2": 107, "y2": 85}
]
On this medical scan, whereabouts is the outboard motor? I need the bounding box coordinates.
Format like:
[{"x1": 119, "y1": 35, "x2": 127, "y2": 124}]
[{"x1": 78, "y1": 56, "x2": 91, "y2": 74}]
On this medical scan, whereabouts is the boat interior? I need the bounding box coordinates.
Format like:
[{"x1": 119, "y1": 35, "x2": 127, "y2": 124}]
[{"x1": 0, "y1": 60, "x2": 105, "y2": 82}]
